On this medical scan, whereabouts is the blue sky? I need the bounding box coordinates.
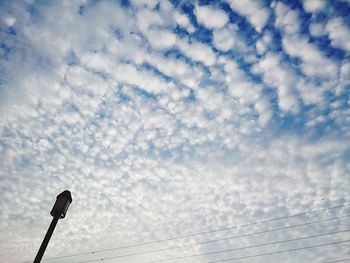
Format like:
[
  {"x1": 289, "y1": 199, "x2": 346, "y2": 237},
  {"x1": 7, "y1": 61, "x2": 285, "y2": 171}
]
[{"x1": 0, "y1": 0, "x2": 349, "y2": 262}]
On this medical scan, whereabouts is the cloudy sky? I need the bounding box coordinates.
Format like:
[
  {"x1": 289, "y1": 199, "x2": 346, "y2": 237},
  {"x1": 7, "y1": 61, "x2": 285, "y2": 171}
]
[{"x1": 0, "y1": 0, "x2": 350, "y2": 262}]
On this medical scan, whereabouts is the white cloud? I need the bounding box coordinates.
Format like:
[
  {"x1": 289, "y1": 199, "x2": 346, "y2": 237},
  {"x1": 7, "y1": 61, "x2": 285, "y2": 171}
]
[
  {"x1": 302, "y1": 0, "x2": 326, "y2": 13},
  {"x1": 309, "y1": 22, "x2": 327, "y2": 37},
  {"x1": 274, "y1": 2, "x2": 300, "y2": 35},
  {"x1": 228, "y1": 0, "x2": 270, "y2": 32},
  {"x1": 136, "y1": 8, "x2": 164, "y2": 32},
  {"x1": 177, "y1": 39, "x2": 217, "y2": 66},
  {"x1": 274, "y1": 2, "x2": 339, "y2": 81},
  {"x1": 3, "y1": 16, "x2": 16, "y2": 27},
  {"x1": 195, "y1": 5, "x2": 229, "y2": 29},
  {"x1": 116, "y1": 63, "x2": 175, "y2": 94},
  {"x1": 135, "y1": 8, "x2": 179, "y2": 50},
  {"x1": 254, "y1": 96, "x2": 273, "y2": 127},
  {"x1": 174, "y1": 11, "x2": 194, "y2": 32},
  {"x1": 0, "y1": 1, "x2": 349, "y2": 262},
  {"x1": 256, "y1": 31, "x2": 273, "y2": 54},
  {"x1": 252, "y1": 53, "x2": 300, "y2": 114},
  {"x1": 282, "y1": 35, "x2": 339, "y2": 80},
  {"x1": 143, "y1": 52, "x2": 203, "y2": 89},
  {"x1": 213, "y1": 24, "x2": 239, "y2": 52},
  {"x1": 326, "y1": 17, "x2": 350, "y2": 52},
  {"x1": 222, "y1": 59, "x2": 262, "y2": 104},
  {"x1": 143, "y1": 28, "x2": 177, "y2": 49},
  {"x1": 130, "y1": 0, "x2": 158, "y2": 9}
]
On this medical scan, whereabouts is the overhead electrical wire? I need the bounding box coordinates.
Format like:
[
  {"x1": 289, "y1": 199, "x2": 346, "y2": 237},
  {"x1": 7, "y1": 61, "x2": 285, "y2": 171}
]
[
  {"x1": 47, "y1": 214, "x2": 350, "y2": 263},
  {"x1": 72, "y1": 229, "x2": 350, "y2": 263},
  {"x1": 207, "y1": 240, "x2": 350, "y2": 263},
  {"x1": 146, "y1": 229, "x2": 350, "y2": 263},
  {"x1": 35, "y1": 203, "x2": 349, "y2": 262},
  {"x1": 323, "y1": 260, "x2": 350, "y2": 263}
]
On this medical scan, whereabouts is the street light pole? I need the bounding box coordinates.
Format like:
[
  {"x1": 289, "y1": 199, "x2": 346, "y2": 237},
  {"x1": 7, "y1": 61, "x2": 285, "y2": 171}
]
[
  {"x1": 33, "y1": 215, "x2": 59, "y2": 263},
  {"x1": 33, "y1": 190, "x2": 72, "y2": 263}
]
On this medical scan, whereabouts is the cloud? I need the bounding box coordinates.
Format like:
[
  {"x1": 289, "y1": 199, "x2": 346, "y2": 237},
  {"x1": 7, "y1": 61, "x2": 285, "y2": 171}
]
[
  {"x1": 309, "y1": 22, "x2": 327, "y2": 37},
  {"x1": 3, "y1": 16, "x2": 16, "y2": 27},
  {"x1": 213, "y1": 24, "x2": 240, "y2": 52},
  {"x1": 255, "y1": 31, "x2": 273, "y2": 54},
  {"x1": 252, "y1": 52, "x2": 300, "y2": 114},
  {"x1": 282, "y1": 34, "x2": 339, "y2": 80},
  {"x1": 174, "y1": 11, "x2": 194, "y2": 32},
  {"x1": 302, "y1": 0, "x2": 326, "y2": 13},
  {"x1": 274, "y1": 2, "x2": 339, "y2": 81},
  {"x1": 195, "y1": 5, "x2": 229, "y2": 29},
  {"x1": 177, "y1": 38, "x2": 217, "y2": 66},
  {"x1": 0, "y1": 1, "x2": 349, "y2": 262},
  {"x1": 228, "y1": 0, "x2": 270, "y2": 32},
  {"x1": 274, "y1": 1, "x2": 300, "y2": 35},
  {"x1": 141, "y1": 28, "x2": 178, "y2": 50},
  {"x1": 326, "y1": 17, "x2": 350, "y2": 52}
]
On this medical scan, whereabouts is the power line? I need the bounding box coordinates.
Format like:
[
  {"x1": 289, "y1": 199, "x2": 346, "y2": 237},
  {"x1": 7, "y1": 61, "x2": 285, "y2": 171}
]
[
  {"x1": 67, "y1": 237, "x2": 350, "y2": 263},
  {"x1": 323, "y1": 260, "x2": 350, "y2": 263},
  {"x1": 36, "y1": 203, "x2": 349, "y2": 262},
  {"x1": 146, "y1": 229, "x2": 350, "y2": 263},
  {"x1": 42, "y1": 214, "x2": 350, "y2": 262},
  {"x1": 70, "y1": 215, "x2": 349, "y2": 263},
  {"x1": 207, "y1": 239, "x2": 350, "y2": 263}
]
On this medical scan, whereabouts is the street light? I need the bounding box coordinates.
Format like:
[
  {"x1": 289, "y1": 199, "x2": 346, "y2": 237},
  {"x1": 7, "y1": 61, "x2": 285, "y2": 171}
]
[{"x1": 34, "y1": 190, "x2": 72, "y2": 263}]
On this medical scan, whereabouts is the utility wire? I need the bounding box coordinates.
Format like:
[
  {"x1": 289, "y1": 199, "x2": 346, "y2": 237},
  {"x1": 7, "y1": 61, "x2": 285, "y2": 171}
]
[
  {"x1": 71, "y1": 215, "x2": 349, "y2": 263},
  {"x1": 36, "y1": 203, "x2": 349, "y2": 262},
  {"x1": 323, "y1": 260, "x2": 350, "y2": 263},
  {"x1": 146, "y1": 229, "x2": 350, "y2": 263},
  {"x1": 207, "y1": 239, "x2": 350, "y2": 263},
  {"x1": 71, "y1": 238, "x2": 350, "y2": 263}
]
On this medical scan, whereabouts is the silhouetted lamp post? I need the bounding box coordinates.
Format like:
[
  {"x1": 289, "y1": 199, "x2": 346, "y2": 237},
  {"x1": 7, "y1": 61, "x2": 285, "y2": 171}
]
[{"x1": 33, "y1": 190, "x2": 72, "y2": 263}]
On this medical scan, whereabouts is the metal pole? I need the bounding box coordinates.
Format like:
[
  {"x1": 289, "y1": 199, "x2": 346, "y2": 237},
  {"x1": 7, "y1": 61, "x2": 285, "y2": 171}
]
[{"x1": 33, "y1": 215, "x2": 60, "y2": 263}]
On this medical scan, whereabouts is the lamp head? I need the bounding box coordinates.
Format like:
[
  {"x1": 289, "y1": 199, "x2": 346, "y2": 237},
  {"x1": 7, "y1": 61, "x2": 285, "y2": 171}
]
[{"x1": 50, "y1": 190, "x2": 72, "y2": 219}]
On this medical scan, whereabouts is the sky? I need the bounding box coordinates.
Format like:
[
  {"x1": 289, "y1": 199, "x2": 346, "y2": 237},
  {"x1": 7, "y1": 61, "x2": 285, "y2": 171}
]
[{"x1": 0, "y1": 0, "x2": 350, "y2": 262}]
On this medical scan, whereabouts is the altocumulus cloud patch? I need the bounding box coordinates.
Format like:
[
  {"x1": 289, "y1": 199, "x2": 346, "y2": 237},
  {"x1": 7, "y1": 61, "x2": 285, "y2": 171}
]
[{"x1": 0, "y1": 0, "x2": 349, "y2": 262}]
